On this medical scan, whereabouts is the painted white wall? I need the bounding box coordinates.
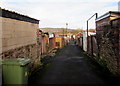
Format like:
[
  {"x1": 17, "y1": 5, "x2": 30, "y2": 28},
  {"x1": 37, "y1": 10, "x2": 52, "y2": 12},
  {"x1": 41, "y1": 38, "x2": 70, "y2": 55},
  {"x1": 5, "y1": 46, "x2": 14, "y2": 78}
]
[
  {"x1": 83, "y1": 32, "x2": 87, "y2": 51},
  {"x1": 83, "y1": 32, "x2": 96, "y2": 52}
]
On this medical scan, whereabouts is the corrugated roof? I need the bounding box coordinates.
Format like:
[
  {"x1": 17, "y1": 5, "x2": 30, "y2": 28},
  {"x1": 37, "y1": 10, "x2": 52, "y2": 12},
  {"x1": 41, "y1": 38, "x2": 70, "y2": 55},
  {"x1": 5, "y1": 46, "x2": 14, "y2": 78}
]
[{"x1": 0, "y1": 8, "x2": 39, "y2": 24}]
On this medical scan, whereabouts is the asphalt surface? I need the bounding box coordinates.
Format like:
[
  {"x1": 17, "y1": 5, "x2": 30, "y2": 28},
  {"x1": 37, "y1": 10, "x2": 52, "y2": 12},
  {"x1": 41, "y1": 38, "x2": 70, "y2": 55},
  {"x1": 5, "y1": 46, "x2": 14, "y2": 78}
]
[{"x1": 29, "y1": 39, "x2": 120, "y2": 85}]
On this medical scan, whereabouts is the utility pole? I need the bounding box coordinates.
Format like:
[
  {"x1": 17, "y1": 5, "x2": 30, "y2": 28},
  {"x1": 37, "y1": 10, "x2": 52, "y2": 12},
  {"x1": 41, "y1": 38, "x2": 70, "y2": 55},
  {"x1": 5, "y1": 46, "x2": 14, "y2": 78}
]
[
  {"x1": 62, "y1": 28, "x2": 64, "y2": 37},
  {"x1": 66, "y1": 23, "x2": 68, "y2": 34}
]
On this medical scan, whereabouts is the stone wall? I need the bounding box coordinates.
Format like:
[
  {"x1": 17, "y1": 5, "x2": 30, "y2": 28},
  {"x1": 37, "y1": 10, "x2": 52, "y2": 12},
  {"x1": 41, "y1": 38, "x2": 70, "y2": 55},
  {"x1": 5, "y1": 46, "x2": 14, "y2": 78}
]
[
  {"x1": 96, "y1": 17, "x2": 120, "y2": 74},
  {"x1": 0, "y1": 17, "x2": 2, "y2": 60},
  {"x1": 1, "y1": 44, "x2": 40, "y2": 72},
  {"x1": 0, "y1": 9, "x2": 41, "y2": 73},
  {"x1": 111, "y1": 18, "x2": 120, "y2": 73},
  {"x1": 0, "y1": 8, "x2": 2, "y2": 86}
]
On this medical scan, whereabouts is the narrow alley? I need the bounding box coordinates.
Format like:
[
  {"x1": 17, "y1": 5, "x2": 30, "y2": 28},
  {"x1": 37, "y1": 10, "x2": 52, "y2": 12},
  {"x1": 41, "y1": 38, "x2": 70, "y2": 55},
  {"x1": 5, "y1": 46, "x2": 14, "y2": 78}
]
[
  {"x1": 1, "y1": 1, "x2": 120, "y2": 86},
  {"x1": 29, "y1": 39, "x2": 120, "y2": 85}
]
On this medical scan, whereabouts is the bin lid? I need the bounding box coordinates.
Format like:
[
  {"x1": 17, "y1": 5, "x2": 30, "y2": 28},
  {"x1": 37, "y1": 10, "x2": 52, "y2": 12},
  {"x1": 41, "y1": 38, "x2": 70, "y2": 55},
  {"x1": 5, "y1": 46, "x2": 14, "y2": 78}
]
[{"x1": 2, "y1": 58, "x2": 31, "y2": 66}]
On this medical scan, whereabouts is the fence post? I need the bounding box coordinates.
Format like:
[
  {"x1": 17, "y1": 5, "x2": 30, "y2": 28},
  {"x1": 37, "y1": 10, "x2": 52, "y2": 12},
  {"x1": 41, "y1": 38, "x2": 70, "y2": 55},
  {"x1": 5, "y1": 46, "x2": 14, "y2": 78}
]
[{"x1": 82, "y1": 37, "x2": 83, "y2": 50}]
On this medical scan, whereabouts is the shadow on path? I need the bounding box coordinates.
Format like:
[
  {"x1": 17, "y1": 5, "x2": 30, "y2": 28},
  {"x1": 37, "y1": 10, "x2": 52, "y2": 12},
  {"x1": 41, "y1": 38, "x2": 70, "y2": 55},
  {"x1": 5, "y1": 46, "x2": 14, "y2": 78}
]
[{"x1": 29, "y1": 40, "x2": 120, "y2": 85}]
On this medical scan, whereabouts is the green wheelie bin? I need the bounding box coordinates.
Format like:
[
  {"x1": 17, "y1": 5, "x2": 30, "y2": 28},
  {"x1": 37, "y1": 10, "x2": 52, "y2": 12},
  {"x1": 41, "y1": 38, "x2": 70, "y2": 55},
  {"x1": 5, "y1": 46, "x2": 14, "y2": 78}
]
[{"x1": 2, "y1": 58, "x2": 31, "y2": 85}]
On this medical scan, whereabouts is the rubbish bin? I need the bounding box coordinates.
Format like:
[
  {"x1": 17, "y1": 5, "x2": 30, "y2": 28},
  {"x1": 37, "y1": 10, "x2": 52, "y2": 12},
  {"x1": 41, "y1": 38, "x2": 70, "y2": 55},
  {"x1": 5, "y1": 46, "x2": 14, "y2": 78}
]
[
  {"x1": 2, "y1": 58, "x2": 31, "y2": 85},
  {"x1": 0, "y1": 61, "x2": 2, "y2": 86}
]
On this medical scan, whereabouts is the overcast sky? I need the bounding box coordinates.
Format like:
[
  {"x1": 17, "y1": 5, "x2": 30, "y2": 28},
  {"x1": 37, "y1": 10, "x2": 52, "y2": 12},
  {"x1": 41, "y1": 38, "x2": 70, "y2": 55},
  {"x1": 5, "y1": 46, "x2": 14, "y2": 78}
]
[{"x1": 0, "y1": 0, "x2": 120, "y2": 30}]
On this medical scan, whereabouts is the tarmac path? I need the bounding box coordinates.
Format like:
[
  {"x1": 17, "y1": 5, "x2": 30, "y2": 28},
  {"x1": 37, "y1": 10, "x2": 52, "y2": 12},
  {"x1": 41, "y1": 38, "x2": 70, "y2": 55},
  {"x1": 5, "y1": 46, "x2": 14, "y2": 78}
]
[{"x1": 29, "y1": 39, "x2": 120, "y2": 85}]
